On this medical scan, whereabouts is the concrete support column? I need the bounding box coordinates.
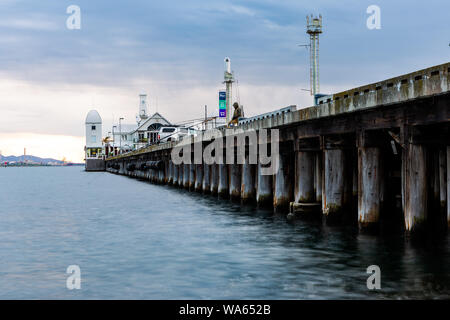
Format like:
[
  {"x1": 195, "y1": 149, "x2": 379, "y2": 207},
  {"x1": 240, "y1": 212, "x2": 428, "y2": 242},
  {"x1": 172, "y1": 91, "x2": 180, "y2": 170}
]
[
  {"x1": 218, "y1": 163, "x2": 229, "y2": 198},
  {"x1": 404, "y1": 144, "x2": 428, "y2": 232},
  {"x1": 241, "y1": 158, "x2": 256, "y2": 204},
  {"x1": 274, "y1": 152, "x2": 293, "y2": 213},
  {"x1": 315, "y1": 152, "x2": 322, "y2": 203},
  {"x1": 195, "y1": 164, "x2": 203, "y2": 192},
  {"x1": 358, "y1": 147, "x2": 383, "y2": 230},
  {"x1": 323, "y1": 149, "x2": 346, "y2": 223},
  {"x1": 294, "y1": 151, "x2": 315, "y2": 203},
  {"x1": 172, "y1": 163, "x2": 179, "y2": 186},
  {"x1": 256, "y1": 162, "x2": 273, "y2": 207},
  {"x1": 229, "y1": 164, "x2": 241, "y2": 201},
  {"x1": 211, "y1": 164, "x2": 219, "y2": 195},
  {"x1": 202, "y1": 164, "x2": 211, "y2": 194}
]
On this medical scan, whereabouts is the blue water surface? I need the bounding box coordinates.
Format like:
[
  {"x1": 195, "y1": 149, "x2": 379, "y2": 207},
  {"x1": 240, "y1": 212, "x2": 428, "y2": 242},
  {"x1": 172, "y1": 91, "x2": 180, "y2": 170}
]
[{"x1": 0, "y1": 166, "x2": 449, "y2": 299}]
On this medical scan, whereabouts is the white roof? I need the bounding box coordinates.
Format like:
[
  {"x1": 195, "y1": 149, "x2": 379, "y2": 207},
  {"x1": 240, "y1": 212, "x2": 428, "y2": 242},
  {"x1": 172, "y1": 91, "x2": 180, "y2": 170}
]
[
  {"x1": 85, "y1": 110, "x2": 102, "y2": 124},
  {"x1": 133, "y1": 112, "x2": 171, "y2": 133}
]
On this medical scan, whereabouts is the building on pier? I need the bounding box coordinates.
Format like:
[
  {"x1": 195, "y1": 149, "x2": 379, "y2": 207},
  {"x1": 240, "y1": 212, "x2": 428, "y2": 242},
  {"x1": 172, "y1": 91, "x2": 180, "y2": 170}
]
[
  {"x1": 110, "y1": 94, "x2": 172, "y2": 153},
  {"x1": 85, "y1": 109, "x2": 105, "y2": 171}
]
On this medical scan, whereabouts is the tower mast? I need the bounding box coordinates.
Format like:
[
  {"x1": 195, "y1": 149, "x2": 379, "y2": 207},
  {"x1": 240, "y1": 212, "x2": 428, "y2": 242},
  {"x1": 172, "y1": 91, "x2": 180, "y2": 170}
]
[
  {"x1": 223, "y1": 57, "x2": 234, "y2": 124},
  {"x1": 306, "y1": 14, "x2": 323, "y2": 97}
]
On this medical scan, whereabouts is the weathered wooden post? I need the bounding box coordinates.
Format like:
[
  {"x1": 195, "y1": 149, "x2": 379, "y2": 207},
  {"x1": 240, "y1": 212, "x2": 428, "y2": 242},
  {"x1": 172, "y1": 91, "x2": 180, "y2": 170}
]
[
  {"x1": 210, "y1": 164, "x2": 219, "y2": 195},
  {"x1": 403, "y1": 143, "x2": 428, "y2": 232},
  {"x1": 447, "y1": 146, "x2": 450, "y2": 227},
  {"x1": 294, "y1": 150, "x2": 315, "y2": 203},
  {"x1": 315, "y1": 152, "x2": 322, "y2": 203},
  {"x1": 168, "y1": 161, "x2": 174, "y2": 185},
  {"x1": 274, "y1": 146, "x2": 293, "y2": 213},
  {"x1": 256, "y1": 162, "x2": 273, "y2": 207},
  {"x1": 164, "y1": 159, "x2": 169, "y2": 184},
  {"x1": 183, "y1": 164, "x2": 190, "y2": 189},
  {"x1": 432, "y1": 150, "x2": 441, "y2": 212},
  {"x1": 438, "y1": 149, "x2": 447, "y2": 222},
  {"x1": 218, "y1": 163, "x2": 229, "y2": 198},
  {"x1": 290, "y1": 137, "x2": 322, "y2": 217},
  {"x1": 148, "y1": 168, "x2": 155, "y2": 183},
  {"x1": 158, "y1": 166, "x2": 165, "y2": 184},
  {"x1": 145, "y1": 164, "x2": 150, "y2": 181},
  {"x1": 323, "y1": 148, "x2": 346, "y2": 223},
  {"x1": 172, "y1": 163, "x2": 179, "y2": 186},
  {"x1": 152, "y1": 167, "x2": 158, "y2": 183},
  {"x1": 241, "y1": 156, "x2": 256, "y2": 204},
  {"x1": 195, "y1": 164, "x2": 203, "y2": 192},
  {"x1": 358, "y1": 147, "x2": 383, "y2": 230},
  {"x1": 229, "y1": 164, "x2": 242, "y2": 201},
  {"x1": 202, "y1": 164, "x2": 211, "y2": 194},
  {"x1": 189, "y1": 164, "x2": 195, "y2": 191},
  {"x1": 178, "y1": 164, "x2": 183, "y2": 188}
]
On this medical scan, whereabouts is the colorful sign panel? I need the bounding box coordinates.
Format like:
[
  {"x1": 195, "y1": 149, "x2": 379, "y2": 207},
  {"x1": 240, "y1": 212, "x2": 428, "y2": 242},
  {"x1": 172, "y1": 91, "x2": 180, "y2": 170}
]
[{"x1": 219, "y1": 91, "x2": 226, "y2": 118}]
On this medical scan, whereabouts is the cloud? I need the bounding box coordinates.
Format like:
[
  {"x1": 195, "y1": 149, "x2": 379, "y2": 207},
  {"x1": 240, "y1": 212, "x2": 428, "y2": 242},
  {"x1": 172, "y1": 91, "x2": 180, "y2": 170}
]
[
  {"x1": 229, "y1": 5, "x2": 256, "y2": 16},
  {"x1": 0, "y1": 17, "x2": 58, "y2": 31}
]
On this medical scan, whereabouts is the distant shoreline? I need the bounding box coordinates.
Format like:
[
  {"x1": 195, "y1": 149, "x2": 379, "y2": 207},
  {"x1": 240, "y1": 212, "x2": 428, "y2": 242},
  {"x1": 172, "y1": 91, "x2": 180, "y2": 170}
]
[{"x1": 1, "y1": 164, "x2": 84, "y2": 167}]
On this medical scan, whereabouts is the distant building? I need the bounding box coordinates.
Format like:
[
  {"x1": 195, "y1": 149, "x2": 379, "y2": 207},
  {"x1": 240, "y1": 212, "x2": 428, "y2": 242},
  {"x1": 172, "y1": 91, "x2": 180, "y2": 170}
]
[
  {"x1": 84, "y1": 94, "x2": 173, "y2": 164},
  {"x1": 111, "y1": 94, "x2": 172, "y2": 152},
  {"x1": 85, "y1": 109, "x2": 105, "y2": 171}
]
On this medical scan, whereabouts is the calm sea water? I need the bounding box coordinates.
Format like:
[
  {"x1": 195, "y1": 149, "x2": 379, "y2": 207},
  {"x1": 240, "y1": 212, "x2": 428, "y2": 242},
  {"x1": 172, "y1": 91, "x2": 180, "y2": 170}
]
[{"x1": 0, "y1": 166, "x2": 449, "y2": 299}]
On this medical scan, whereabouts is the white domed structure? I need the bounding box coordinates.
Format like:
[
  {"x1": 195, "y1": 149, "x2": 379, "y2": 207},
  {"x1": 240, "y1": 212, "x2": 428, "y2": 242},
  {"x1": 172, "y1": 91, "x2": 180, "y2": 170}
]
[
  {"x1": 85, "y1": 110, "x2": 105, "y2": 171},
  {"x1": 85, "y1": 110, "x2": 102, "y2": 124}
]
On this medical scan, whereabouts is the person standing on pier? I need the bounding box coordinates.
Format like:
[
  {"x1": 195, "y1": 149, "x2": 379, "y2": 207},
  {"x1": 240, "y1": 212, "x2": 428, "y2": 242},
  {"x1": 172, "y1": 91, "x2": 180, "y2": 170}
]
[{"x1": 228, "y1": 102, "x2": 242, "y2": 127}]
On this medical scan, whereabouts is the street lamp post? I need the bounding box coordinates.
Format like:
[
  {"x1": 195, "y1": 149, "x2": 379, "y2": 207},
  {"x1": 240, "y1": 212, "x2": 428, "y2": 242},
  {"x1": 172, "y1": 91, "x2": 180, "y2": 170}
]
[
  {"x1": 112, "y1": 125, "x2": 117, "y2": 155},
  {"x1": 107, "y1": 131, "x2": 112, "y2": 157},
  {"x1": 119, "y1": 118, "x2": 124, "y2": 154}
]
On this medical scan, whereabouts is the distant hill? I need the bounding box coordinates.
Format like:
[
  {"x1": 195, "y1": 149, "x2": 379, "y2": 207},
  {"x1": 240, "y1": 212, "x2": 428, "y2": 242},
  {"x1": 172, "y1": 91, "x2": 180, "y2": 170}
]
[{"x1": 1, "y1": 155, "x2": 66, "y2": 165}]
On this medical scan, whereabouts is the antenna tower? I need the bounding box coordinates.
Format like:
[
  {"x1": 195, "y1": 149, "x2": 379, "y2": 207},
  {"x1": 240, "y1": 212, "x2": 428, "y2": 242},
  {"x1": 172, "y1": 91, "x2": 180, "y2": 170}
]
[{"x1": 306, "y1": 14, "x2": 322, "y2": 96}]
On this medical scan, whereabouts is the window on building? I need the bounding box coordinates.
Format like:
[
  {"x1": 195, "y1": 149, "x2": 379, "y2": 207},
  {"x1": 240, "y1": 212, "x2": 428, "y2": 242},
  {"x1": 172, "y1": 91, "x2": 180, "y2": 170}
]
[
  {"x1": 91, "y1": 125, "x2": 96, "y2": 131},
  {"x1": 91, "y1": 135, "x2": 96, "y2": 143}
]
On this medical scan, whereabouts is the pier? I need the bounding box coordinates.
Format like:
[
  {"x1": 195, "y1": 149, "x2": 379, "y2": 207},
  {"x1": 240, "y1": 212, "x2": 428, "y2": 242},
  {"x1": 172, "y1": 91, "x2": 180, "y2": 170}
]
[{"x1": 105, "y1": 63, "x2": 450, "y2": 234}]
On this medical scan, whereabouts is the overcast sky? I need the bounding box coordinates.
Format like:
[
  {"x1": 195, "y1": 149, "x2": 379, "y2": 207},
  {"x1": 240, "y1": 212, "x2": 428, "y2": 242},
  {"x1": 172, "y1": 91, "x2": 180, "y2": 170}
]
[{"x1": 0, "y1": 0, "x2": 448, "y2": 162}]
